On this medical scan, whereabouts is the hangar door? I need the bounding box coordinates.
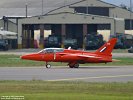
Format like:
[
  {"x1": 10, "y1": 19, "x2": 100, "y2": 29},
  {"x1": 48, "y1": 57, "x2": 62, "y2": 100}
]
[
  {"x1": 22, "y1": 24, "x2": 34, "y2": 48},
  {"x1": 66, "y1": 24, "x2": 83, "y2": 48},
  {"x1": 87, "y1": 24, "x2": 98, "y2": 34}
]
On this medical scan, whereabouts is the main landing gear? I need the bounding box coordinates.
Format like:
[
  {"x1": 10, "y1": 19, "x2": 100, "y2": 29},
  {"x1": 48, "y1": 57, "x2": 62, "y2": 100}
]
[{"x1": 68, "y1": 63, "x2": 79, "y2": 68}]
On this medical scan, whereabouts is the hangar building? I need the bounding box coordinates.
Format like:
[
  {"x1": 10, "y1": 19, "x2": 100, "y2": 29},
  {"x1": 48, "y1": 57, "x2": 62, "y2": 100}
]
[{"x1": 0, "y1": 0, "x2": 133, "y2": 49}]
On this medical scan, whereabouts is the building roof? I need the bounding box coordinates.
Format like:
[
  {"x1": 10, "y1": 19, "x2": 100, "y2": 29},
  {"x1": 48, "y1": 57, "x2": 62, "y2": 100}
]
[
  {"x1": 0, "y1": 0, "x2": 82, "y2": 18},
  {"x1": 0, "y1": 0, "x2": 131, "y2": 18}
]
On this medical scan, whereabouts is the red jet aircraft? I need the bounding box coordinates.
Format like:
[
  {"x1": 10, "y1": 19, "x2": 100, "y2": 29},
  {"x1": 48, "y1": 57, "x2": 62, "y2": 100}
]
[{"x1": 21, "y1": 38, "x2": 117, "y2": 68}]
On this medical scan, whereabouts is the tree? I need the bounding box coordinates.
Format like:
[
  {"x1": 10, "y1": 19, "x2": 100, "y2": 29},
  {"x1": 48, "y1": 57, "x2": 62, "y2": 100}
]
[{"x1": 120, "y1": 4, "x2": 130, "y2": 11}]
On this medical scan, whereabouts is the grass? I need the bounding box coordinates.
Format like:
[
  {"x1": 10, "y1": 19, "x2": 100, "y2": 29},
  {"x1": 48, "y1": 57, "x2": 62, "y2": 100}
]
[
  {"x1": 0, "y1": 55, "x2": 132, "y2": 67},
  {"x1": 0, "y1": 54, "x2": 132, "y2": 100},
  {"x1": 112, "y1": 49, "x2": 129, "y2": 53},
  {"x1": 0, "y1": 55, "x2": 45, "y2": 67},
  {"x1": 0, "y1": 81, "x2": 133, "y2": 100}
]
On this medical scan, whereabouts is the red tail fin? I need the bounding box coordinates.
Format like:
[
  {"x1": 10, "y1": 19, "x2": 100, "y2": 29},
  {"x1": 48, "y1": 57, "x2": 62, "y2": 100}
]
[{"x1": 95, "y1": 38, "x2": 117, "y2": 55}]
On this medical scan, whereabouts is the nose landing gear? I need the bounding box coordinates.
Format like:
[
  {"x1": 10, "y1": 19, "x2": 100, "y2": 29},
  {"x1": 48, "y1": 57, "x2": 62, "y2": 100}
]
[{"x1": 46, "y1": 62, "x2": 51, "y2": 68}]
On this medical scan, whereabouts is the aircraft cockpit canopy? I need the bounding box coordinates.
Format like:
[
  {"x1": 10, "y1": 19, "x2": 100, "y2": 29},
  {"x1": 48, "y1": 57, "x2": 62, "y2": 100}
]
[{"x1": 38, "y1": 48, "x2": 64, "y2": 54}]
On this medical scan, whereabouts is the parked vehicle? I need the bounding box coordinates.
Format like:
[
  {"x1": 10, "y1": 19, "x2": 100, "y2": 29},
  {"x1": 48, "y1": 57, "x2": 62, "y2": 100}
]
[
  {"x1": 85, "y1": 34, "x2": 105, "y2": 50},
  {"x1": 0, "y1": 39, "x2": 8, "y2": 51},
  {"x1": 0, "y1": 30, "x2": 17, "y2": 49},
  {"x1": 64, "y1": 38, "x2": 78, "y2": 49},
  {"x1": 45, "y1": 35, "x2": 61, "y2": 48},
  {"x1": 111, "y1": 33, "x2": 133, "y2": 49},
  {"x1": 128, "y1": 46, "x2": 133, "y2": 53}
]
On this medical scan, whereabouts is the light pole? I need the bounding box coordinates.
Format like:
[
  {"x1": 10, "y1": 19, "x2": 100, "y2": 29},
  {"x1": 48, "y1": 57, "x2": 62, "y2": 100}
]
[
  {"x1": 42, "y1": 0, "x2": 44, "y2": 15},
  {"x1": 26, "y1": 3, "x2": 28, "y2": 18},
  {"x1": 25, "y1": 0, "x2": 28, "y2": 17},
  {"x1": 130, "y1": 0, "x2": 132, "y2": 31}
]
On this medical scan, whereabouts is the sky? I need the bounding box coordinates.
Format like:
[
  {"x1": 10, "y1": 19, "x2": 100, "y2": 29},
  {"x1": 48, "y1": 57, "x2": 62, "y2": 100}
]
[{"x1": 102, "y1": 0, "x2": 130, "y2": 7}]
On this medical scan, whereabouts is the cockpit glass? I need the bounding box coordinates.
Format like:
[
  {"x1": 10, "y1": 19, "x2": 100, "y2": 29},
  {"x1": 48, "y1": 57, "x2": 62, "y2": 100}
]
[{"x1": 38, "y1": 48, "x2": 64, "y2": 54}]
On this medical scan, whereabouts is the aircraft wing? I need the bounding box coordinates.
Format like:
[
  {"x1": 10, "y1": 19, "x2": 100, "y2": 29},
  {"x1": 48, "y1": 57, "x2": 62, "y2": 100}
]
[
  {"x1": 59, "y1": 53, "x2": 101, "y2": 59},
  {"x1": 58, "y1": 53, "x2": 68, "y2": 56},
  {"x1": 77, "y1": 55, "x2": 102, "y2": 59},
  {"x1": 77, "y1": 55, "x2": 111, "y2": 62}
]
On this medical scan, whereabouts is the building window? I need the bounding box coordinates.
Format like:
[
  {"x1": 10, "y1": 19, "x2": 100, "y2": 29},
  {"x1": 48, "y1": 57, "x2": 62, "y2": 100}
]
[
  {"x1": 125, "y1": 19, "x2": 133, "y2": 30},
  {"x1": 74, "y1": 7, "x2": 109, "y2": 16}
]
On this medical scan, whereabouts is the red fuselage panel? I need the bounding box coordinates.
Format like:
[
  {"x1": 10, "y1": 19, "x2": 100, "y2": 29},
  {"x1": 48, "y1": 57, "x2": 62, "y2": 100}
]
[{"x1": 21, "y1": 49, "x2": 112, "y2": 63}]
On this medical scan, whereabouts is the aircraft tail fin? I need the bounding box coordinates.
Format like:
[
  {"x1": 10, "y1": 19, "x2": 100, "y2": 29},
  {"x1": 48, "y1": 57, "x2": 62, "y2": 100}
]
[{"x1": 95, "y1": 38, "x2": 117, "y2": 55}]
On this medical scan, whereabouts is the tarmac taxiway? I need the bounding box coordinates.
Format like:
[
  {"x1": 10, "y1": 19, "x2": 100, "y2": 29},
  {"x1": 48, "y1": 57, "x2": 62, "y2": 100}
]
[{"x1": 0, "y1": 66, "x2": 133, "y2": 82}]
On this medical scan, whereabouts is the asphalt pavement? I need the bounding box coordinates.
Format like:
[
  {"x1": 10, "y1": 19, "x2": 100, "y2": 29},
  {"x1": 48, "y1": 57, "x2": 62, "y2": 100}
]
[
  {"x1": 0, "y1": 49, "x2": 133, "y2": 82},
  {"x1": 0, "y1": 66, "x2": 133, "y2": 82}
]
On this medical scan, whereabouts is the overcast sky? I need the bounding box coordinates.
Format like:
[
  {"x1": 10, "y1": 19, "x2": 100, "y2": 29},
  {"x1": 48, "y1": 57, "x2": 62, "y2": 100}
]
[{"x1": 102, "y1": 0, "x2": 131, "y2": 7}]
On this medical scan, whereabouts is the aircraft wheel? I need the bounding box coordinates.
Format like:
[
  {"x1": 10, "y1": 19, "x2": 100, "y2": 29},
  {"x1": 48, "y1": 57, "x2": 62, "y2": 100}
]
[
  {"x1": 46, "y1": 64, "x2": 51, "y2": 68},
  {"x1": 69, "y1": 65, "x2": 74, "y2": 68},
  {"x1": 69, "y1": 63, "x2": 79, "y2": 68},
  {"x1": 74, "y1": 63, "x2": 79, "y2": 68}
]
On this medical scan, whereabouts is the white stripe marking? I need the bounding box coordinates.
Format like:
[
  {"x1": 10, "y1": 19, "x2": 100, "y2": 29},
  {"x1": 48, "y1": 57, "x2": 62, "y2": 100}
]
[
  {"x1": 100, "y1": 47, "x2": 107, "y2": 52},
  {"x1": 47, "y1": 74, "x2": 133, "y2": 81}
]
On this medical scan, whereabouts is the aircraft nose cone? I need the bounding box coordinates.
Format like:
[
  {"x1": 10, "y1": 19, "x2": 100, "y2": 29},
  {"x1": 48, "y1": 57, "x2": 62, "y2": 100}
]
[
  {"x1": 20, "y1": 54, "x2": 35, "y2": 60},
  {"x1": 20, "y1": 55, "x2": 29, "y2": 60},
  {"x1": 20, "y1": 53, "x2": 40, "y2": 61}
]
